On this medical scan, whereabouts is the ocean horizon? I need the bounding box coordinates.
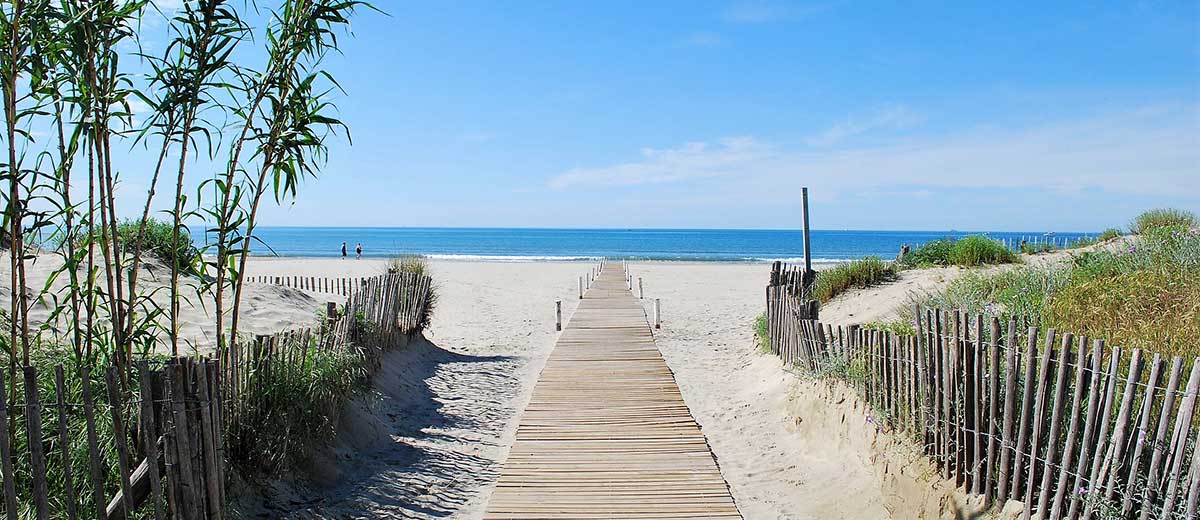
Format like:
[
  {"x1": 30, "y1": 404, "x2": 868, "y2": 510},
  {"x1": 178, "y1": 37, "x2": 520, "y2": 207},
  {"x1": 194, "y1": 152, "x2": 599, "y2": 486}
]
[{"x1": 238, "y1": 227, "x2": 1099, "y2": 263}]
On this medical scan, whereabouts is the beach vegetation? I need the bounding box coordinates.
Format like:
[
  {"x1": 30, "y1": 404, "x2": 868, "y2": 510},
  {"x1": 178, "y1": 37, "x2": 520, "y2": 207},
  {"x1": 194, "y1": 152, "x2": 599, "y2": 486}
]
[
  {"x1": 900, "y1": 235, "x2": 1018, "y2": 268},
  {"x1": 226, "y1": 334, "x2": 366, "y2": 473},
  {"x1": 907, "y1": 225, "x2": 1200, "y2": 357},
  {"x1": 754, "y1": 313, "x2": 770, "y2": 353},
  {"x1": 1130, "y1": 208, "x2": 1198, "y2": 234},
  {"x1": 0, "y1": 0, "x2": 372, "y2": 511},
  {"x1": 114, "y1": 218, "x2": 202, "y2": 274},
  {"x1": 811, "y1": 256, "x2": 897, "y2": 303},
  {"x1": 385, "y1": 255, "x2": 437, "y2": 328}
]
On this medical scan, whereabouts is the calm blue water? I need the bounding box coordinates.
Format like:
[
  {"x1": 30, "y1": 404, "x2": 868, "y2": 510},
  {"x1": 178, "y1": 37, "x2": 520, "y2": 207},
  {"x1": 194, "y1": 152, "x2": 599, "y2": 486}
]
[{"x1": 240, "y1": 228, "x2": 1097, "y2": 263}]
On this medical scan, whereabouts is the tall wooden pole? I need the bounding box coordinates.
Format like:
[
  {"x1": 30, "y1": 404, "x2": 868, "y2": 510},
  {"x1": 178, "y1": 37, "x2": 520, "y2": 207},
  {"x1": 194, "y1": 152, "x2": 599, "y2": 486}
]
[{"x1": 802, "y1": 187, "x2": 813, "y2": 279}]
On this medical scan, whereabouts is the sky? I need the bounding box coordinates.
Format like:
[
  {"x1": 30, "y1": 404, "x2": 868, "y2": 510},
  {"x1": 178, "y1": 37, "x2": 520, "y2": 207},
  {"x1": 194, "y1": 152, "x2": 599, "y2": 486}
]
[{"x1": 123, "y1": 1, "x2": 1199, "y2": 231}]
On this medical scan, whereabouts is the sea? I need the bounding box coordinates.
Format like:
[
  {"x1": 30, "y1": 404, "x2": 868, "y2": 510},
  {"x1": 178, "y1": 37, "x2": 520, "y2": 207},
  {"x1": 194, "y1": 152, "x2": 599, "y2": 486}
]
[{"x1": 241, "y1": 227, "x2": 1097, "y2": 263}]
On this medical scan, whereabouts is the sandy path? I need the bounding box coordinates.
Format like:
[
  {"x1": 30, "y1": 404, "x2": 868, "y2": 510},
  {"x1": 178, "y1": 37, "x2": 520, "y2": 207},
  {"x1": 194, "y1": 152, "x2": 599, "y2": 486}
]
[
  {"x1": 630, "y1": 262, "x2": 907, "y2": 519},
  {"x1": 241, "y1": 260, "x2": 587, "y2": 518}
]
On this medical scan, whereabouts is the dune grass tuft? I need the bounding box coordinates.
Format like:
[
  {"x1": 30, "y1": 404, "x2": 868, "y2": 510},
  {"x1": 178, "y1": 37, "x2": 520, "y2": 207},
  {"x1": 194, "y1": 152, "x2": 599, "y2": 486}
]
[
  {"x1": 1130, "y1": 208, "x2": 1198, "y2": 234},
  {"x1": 754, "y1": 313, "x2": 770, "y2": 352},
  {"x1": 811, "y1": 256, "x2": 897, "y2": 303},
  {"x1": 908, "y1": 225, "x2": 1200, "y2": 358},
  {"x1": 901, "y1": 235, "x2": 1018, "y2": 268},
  {"x1": 385, "y1": 255, "x2": 437, "y2": 328}
]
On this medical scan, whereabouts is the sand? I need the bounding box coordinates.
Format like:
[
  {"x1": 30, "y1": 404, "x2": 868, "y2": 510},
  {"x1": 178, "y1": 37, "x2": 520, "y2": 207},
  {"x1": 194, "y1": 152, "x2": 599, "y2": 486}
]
[
  {"x1": 7, "y1": 252, "x2": 1040, "y2": 518},
  {"x1": 240, "y1": 259, "x2": 1001, "y2": 518},
  {"x1": 0, "y1": 253, "x2": 325, "y2": 353}
]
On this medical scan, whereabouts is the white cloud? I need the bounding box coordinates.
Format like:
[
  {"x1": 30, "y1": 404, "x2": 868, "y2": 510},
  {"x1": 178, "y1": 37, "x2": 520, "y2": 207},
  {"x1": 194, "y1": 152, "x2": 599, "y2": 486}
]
[
  {"x1": 807, "y1": 105, "x2": 924, "y2": 146},
  {"x1": 548, "y1": 105, "x2": 1200, "y2": 200},
  {"x1": 549, "y1": 137, "x2": 765, "y2": 189}
]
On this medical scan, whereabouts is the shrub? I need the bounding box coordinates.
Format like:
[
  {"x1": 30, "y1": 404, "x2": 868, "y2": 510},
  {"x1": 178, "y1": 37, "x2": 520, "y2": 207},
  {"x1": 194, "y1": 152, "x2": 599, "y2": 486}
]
[
  {"x1": 811, "y1": 256, "x2": 897, "y2": 303},
  {"x1": 1130, "y1": 208, "x2": 1198, "y2": 234},
  {"x1": 909, "y1": 227, "x2": 1200, "y2": 358},
  {"x1": 116, "y1": 218, "x2": 201, "y2": 274},
  {"x1": 1097, "y1": 228, "x2": 1123, "y2": 242},
  {"x1": 901, "y1": 236, "x2": 1018, "y2": 268},
  {"x1": 948, "y1": 235, "x2": 1019, "y2": 266},
  {"x1": 1020, "y1": 241, "x2": 1057, "y2": 254},
  {"x1": 900, "y1": 238, "x2": 954, "y2": 268},
  {"x1": 384, "y1": 255, "x2": 437, "y2": 328},
  {"x1": 754, "y1": 313, "x2": 770, "y2": 353},
  {"x1": 226, "y1": 336, "x2": 365, "y2": 473}
]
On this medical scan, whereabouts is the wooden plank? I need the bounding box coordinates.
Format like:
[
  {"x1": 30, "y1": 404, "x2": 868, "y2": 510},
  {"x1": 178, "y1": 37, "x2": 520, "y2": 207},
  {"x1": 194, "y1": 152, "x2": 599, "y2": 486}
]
[
  {"x1": 80, "y1": 366, "x2": 108, "y2": 520},
  {"x1": 0, "y1": 370, "x2": 15, "y2": 520},
  {"x1": 169, "y1": 362, "x2": 201, "y2": 520},
  {"x1": 1050, "y1": 336, "x2": 1086, "y2": 519},
  {"x1": 1083, "y1": 344, "x2": 1121, "y2": 517},
  {"x1": 1160, "y1": 359, "x2": 1200, "y2": 517},
  {"x1": 23, "y1": 366, "x2": 50, "y2": 520},
  {"x1": 997, "y1": 319, "x2": 1018, "y2": 502},
  {"x1": 985, "y1": 317, "x2": 1001, "y2": 504},
  {"x1": 1100, "y1": 349, "x2": 1144, "y2": 501},
  {"x1": 1119, "y1": 353, "x2": 1163, "y2": 517},
  {"x1": 55, "y1": 365, "x2": 81, "y2": 520},
  {"x1": 1010, "y1": 327, "x2": 1038, "y2": 501},
  {"x1": 1023, "y1": 328, "x2": 1056, "y2": 517},
  {"x1": 196, "y1": 363, "x2": 223, "y2": 520},
  {"x1": 483, "y1": 267, "x2": 739, "y2": 518},
  {"x1": 1068, "y1": 339, "x2": 1105, "y2": 520},
  {"x1": 1137, "y1": 357, "x2": 1184, "y2": 520},
  {"x1": 1035, "y1": 333, "x2": 1071, "y2": 516},
  {"x1": 105, "y1": 366, "x2": 136, "y2": 519},
  {"x1": 137, "y1": 362, "x2": 164, "y2": 520}
]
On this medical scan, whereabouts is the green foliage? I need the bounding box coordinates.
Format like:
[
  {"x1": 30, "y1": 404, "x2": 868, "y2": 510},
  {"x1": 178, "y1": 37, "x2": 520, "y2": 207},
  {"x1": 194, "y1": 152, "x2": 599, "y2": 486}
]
[
  {"x1": 1097, "y1": 228, "x2": 1123, "y2": 242},
  {"x1": 910, "y1": 227, "x2": 1200, "y2": 358},
  {"x1": 226, "y1": 335, "x2": 366, "y2": 474},
  {"x1": 115, "y1": 218, "x2": 201, "y2": 274},
  {"x1": 1130, "y1": 208, "x2": 1198, "y2": 234},
  {"x1": 863, "y1": 319, "x2": 917, "y2": 337},
  {"x1": 811, "y1": 256, "x2": 897, "y2": 303},
  {"x1": 754, "y1": 313, "x2": 770, "y2": 353},
  {"x1": 900, "y1": 238, "x2": 954, "y2": 268},
  {"x1": 901, "y1": 235, "x2": 1018, "y2": 268},
  {"x1": 384, "y1": 255, "x2": 436, "y2": 328},
  {"x1": 948, "y1": 235, "x2": 1019, "y2": 266},
  {"x1": 1020, "y1": 241, "x2": 1057, "y2": 254},
  {"x1": 385, "y1": 254, "x2": 430, "y2": 277}
]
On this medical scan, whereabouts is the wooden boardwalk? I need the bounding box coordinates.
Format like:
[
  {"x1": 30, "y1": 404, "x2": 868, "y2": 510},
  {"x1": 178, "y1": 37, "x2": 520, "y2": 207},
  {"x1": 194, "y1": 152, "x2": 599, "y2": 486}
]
[{"x1": 483, "y1": 266, "x2": 741, "y2": 519}]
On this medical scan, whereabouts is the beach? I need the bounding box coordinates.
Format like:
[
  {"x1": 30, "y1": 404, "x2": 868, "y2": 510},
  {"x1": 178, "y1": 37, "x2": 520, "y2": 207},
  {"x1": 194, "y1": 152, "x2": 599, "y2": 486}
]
[{"x1": 233, "y1": 257, "x2": 988, "y2": 518}]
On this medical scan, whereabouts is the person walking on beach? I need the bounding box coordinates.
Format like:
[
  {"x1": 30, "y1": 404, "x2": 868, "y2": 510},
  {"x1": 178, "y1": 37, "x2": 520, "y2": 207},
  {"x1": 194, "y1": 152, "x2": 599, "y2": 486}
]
[
  {"x1": 341, "y1": 242, "x2": 347, "y2": 259},
  {"x1": 356, "y1": 242, "x2": 362, "y2": 259}
]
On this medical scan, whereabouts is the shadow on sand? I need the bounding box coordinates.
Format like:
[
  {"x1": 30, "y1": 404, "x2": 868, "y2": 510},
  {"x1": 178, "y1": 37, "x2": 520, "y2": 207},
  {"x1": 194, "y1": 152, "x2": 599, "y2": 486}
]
[{"x1": 252, "y1": 334, "x2": 524, "y2": 519}]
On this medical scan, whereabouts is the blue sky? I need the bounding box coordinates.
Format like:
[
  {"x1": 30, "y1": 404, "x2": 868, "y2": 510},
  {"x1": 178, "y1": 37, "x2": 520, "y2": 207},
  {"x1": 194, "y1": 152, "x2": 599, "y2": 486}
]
[{"x1": 127, "y1": 1, "x2": 1198, "y2": 231}]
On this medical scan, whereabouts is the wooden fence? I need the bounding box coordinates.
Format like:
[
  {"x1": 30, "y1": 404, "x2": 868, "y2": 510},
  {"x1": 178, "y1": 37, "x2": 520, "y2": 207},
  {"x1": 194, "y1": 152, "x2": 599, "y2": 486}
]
[
  {"x1": 765, "y1": 288, "x2": 1200, "y2": 519},
  {"x1": 1, "y1": 272, "x2": 433, "y2": 519},
  {"x1": 245, "y1": 275, "x2": 370, "y2": 297}
]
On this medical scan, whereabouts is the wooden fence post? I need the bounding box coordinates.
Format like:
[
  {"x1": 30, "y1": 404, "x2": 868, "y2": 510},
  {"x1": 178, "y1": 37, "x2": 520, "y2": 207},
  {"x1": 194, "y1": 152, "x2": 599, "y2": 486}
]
[
  {"x1": 555, "y1": 300, "x2": 562, "y2": 331},
  {"x1": 654, "y1": 299, "x2": 661, "y2": 329}
]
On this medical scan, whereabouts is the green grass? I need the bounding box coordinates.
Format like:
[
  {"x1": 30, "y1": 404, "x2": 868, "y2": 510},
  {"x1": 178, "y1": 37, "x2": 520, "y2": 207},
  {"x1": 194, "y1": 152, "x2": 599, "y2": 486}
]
[
  {"x1": 384, "y1": 255, "x2": 437, "y2": 328},
  {"x1": 863, "y1": 319, "x2": 917, "y2": 337},
  {"x1": 115, "y1": 218, "x2": 201, "y2": 274},
  {"x1": 1130, "y1": 208, "x2": 1198, "y2": 234},
  {"x1": 1097, "y1": 228, "x2": 1123, "y2": 242},
  {"x1": 754, "y1": 313, "x2": 770, "y2": 353},
  {"x1": 908, "y1": 225, "x2": 1200, "y2": 358},
  {"x1": 810, "y1": 256, "x2": 897, "y2": 303},
  {"x1": 226, "y1": 335, "x2": 366, "y2": 474},
  {"x1": 900, "y1": 235, "x2": 1018, "y2": 268},
  {"x1": 948, "y1": 235, "x2": 1019, "y2": 266}
]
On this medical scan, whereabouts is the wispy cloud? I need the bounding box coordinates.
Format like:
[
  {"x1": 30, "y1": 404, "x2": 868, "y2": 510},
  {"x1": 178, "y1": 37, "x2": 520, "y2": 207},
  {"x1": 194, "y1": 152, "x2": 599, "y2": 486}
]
[
  {"x1": 807, "y1": 104, "x2": 924, "y2": 146},
  {"x1": 549, "y1": 137, "x2": 765, "y2": 189},
  {"x1": 548, "y1": 105, "x2": 1200, "y2": 200}
]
